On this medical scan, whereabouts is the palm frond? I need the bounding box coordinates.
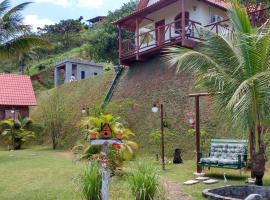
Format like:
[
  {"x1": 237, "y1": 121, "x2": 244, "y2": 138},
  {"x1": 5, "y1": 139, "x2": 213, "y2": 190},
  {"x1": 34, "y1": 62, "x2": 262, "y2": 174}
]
[
  {"x1": 0, "y1": 36, "x2": 52, "y2": 58},
  {"x1": 0, "y1": 0, "x2": 10, "y2": 15}
]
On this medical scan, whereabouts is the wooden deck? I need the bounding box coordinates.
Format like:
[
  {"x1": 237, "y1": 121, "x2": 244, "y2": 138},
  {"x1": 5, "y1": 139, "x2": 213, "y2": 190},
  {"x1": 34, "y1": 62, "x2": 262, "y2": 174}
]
[{"x1": 118, "y1": 6, "x2": 270, "y2": 65}]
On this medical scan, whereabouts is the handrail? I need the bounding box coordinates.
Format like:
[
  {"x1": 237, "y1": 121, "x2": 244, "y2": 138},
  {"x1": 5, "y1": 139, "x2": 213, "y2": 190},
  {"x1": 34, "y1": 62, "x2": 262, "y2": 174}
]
[{"x1": 204, "y1": 19, "x2": 230, "y2": 28}]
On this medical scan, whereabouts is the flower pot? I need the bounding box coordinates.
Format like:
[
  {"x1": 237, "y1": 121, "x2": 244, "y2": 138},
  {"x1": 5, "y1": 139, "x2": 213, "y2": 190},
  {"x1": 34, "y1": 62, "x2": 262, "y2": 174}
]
[
  {"x1": 89, "y1": 131, "x2": 97, "y2": 139},
  {"x1": 115, "y1": 132, "x2": 123, "y2": 140}
]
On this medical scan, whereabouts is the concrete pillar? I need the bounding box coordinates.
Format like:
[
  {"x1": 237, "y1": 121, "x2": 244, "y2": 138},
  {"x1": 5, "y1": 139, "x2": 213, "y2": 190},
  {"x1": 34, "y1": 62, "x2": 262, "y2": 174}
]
[
  {"x1": 65, "y1": 62, "x2": 72, "y2": 83},
  {"x1": 54, "y1": 67, "x2": 61, "y2": 87}
]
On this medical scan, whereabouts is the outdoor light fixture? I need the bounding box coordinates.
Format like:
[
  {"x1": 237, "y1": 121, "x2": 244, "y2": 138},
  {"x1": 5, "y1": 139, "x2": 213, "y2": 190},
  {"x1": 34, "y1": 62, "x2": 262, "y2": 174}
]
[
  {"x1": 151, "y1": 103, "x2": 165, "y2": 170},
  {"x1": 186, "y1": 112, "x2": 195, "y2": 128},
  {"x1": 10, "y1": 110, "x2": 15, "y2": 114},
  {"x1": 151, "y1": 104, "x2": 159, "y2": 113},
  {"x1": 81, "y1": 108, "x2": 87, "y2": 115}
]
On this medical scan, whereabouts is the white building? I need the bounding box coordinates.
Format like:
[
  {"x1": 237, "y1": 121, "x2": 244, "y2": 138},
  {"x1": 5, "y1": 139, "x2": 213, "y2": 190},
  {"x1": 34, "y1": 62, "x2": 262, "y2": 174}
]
[{"x1": 54, "y1": 58, "x2": 103, "y2": 87}]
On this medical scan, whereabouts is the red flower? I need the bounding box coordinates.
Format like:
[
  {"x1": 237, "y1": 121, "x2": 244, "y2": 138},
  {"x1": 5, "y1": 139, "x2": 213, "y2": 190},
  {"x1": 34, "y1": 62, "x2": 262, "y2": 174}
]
[{"x1": 112, "y1": 143, "x2": 122, "y2": 149}]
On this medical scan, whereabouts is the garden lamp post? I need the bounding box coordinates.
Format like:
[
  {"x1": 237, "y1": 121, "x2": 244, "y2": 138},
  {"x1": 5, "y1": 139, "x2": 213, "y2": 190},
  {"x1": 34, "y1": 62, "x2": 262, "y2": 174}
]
[
  {"x1": 10, "y1": 109, "x2": 15, "y2": 121},
  {"x1": 81, "y1": 107, "x2": 89, "y2": 116},
  {"x1": 81, "y1": 107, "x2": 90, "y2": 132},
  {"x1": 152, "y1": 103, "x2": 165, "y2": 170}
]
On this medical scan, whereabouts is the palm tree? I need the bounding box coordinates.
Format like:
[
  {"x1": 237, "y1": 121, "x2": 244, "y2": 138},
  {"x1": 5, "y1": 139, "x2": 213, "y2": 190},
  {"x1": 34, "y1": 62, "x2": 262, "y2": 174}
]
[
  {"x1": 0, "y1": 0, "x2": 51, "y2": 60},
  {"x1": 166, "y1": 0, "x2": 270, "y2": 164}
]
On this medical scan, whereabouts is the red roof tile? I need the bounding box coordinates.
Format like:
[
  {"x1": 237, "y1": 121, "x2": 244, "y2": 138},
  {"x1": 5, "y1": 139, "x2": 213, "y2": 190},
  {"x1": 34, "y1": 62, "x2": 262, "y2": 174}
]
[
  {"x1": 203, "y1": 0, "x2": 230, "y2": 10},
  {"x1": 114, "y1": 0, "x2": 230, "y2": 26},
  {"x1": 0, "y1": 74, "x2": 37, "y2": 106}
]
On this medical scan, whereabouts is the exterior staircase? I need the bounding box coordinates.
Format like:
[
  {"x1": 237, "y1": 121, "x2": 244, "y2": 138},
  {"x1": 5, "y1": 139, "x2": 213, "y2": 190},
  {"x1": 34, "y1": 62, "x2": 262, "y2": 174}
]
[{"x1": 101, "y1": 66, "x2": 124, "y2": 110}]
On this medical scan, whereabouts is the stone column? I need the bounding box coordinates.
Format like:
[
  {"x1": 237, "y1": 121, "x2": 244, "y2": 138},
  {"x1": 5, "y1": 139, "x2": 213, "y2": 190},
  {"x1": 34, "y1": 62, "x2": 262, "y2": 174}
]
[
  {"x1": 65, "y1": 62, "x2": 72, "y2": 84},
  {"x1": 54, "y1": 66, "x2": 61, "y2": 87}
]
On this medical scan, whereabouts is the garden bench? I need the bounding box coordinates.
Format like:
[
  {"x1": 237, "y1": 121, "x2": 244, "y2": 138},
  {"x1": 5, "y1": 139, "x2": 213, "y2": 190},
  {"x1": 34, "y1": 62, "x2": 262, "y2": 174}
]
[{"x1": 199, "y1": 139, "x2": 248, "y2": 173}]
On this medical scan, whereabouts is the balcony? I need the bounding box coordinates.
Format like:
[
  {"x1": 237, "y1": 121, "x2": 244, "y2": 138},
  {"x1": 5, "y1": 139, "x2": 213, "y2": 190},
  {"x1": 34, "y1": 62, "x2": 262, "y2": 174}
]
[
  {"x1": 119, "y1": 19, "x2": 232, "y2": 65},
  {"x1": 118, "y1": 6, "x2": 270, "y2": 65}
]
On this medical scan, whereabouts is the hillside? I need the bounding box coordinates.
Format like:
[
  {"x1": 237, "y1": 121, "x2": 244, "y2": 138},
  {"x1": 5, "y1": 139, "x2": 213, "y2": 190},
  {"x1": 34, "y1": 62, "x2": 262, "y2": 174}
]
[{"x1": 31, "y1": 54, "x2": 244, "y2": 157}]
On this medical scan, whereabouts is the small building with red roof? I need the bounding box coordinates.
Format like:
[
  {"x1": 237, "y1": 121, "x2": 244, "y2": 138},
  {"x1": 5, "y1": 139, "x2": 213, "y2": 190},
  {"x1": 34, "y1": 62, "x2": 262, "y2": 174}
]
[{"x1": 0, "y1": 74, "x2": 37, "y2": 120}]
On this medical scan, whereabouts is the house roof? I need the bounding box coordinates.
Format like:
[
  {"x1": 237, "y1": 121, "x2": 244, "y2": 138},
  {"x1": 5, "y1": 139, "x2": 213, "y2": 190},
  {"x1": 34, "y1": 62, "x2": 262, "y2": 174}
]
[
  {"x1": 55, "y1": 58, "x2": 103, "y2": 68},
  {"x1": 87, "y1": 16, "x2": 106, "y2": 23},
  {"x1": 113, "y1": 0, "x2": 230, "y2": 29},
  {"x1": 0, "y1": 74, "x2": 37, "y2": 106}
]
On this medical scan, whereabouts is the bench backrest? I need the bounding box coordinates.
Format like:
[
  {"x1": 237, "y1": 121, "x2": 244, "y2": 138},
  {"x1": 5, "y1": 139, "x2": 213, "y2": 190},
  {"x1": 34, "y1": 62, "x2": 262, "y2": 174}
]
[{"x1": 209, "y1": 139, "x2": 248, "y2": 161}]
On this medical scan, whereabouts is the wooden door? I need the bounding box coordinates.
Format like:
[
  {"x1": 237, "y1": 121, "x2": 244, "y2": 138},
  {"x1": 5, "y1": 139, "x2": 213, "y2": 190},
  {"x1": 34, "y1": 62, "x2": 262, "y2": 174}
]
[{"x1": 155, "y1": 20, "x2": 165, "y2": 46}]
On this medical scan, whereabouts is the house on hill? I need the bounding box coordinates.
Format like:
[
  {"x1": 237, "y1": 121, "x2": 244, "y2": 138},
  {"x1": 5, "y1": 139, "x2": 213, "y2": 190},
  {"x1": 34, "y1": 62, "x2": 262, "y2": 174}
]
[
  {"x1": 0, "y1": 74, "x2": 37, "y2": 120},
  {"x1": 54, "y1": 58, "x2": 103, "y2": 87},
  {"x1": 114, "y1": 0, "x2": 268, "y2": 65},
  {"x1": 87, "y1": 16, "x2": 106, "y2": 27}
]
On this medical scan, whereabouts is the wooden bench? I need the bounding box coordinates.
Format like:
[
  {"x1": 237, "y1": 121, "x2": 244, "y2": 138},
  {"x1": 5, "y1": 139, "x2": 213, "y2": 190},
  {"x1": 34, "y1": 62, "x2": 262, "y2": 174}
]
[{"x1": 199, "y1": 139, "x2": 248, "y2": 173}]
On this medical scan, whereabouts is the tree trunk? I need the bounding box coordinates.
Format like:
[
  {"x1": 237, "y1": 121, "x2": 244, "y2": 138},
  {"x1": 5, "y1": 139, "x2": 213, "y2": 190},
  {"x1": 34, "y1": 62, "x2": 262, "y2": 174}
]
[
  {"x1": 249, "y1": 128, "x2": 256, "y2": 178},
  {"x1": 257, "y1": 125, "x2": 263, "y2": 149}
]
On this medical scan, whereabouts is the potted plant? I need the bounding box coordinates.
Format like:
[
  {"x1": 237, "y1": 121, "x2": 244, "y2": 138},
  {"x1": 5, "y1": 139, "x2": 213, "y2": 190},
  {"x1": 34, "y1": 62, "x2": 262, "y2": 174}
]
[
  {"x1": 89, "y1": 129, "x2": 98, "y2": 139},
  {"x1": 115, "y1": 131, "x2": 123, "y2": 140}
]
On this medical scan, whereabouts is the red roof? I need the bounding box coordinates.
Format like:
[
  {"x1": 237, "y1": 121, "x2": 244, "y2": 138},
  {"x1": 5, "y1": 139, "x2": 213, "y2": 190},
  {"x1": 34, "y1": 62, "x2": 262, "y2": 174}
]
[
  {"x1": 0, "y1": 74, "x2": 37, "y2": 106},
  {"x1": 114, "y1": 0, "x2": 230, "y2": 28},
  {"x1": 203, "y1": 0, "x2": 230, "y2": 10}
]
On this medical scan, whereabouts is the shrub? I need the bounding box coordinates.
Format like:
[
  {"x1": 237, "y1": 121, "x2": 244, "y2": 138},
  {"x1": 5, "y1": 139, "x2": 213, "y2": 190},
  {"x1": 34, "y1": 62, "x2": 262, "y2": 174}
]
[
  {"x1": 128, "y1": 163, "x2": 159, "y2": 200},
  {"x1": 77, "y1": 161, "x2": 102, "y2": 200}
]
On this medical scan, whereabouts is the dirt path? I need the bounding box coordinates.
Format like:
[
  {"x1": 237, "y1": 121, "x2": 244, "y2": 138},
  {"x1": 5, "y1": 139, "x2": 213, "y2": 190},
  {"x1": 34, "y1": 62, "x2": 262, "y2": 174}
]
[{"x1": 162, "y1": 179, "x2": 191, "y2": 200}]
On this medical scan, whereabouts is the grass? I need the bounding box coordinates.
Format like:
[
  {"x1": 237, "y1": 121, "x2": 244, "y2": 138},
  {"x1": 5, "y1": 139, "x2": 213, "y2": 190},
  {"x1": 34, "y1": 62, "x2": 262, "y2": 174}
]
[
  {"x1": 0, "y1": 146, "x2": 131, "y2": 200},
  {"x1": 1, "y1": 146, "x2": 269, "y2": 200},
  {"x1": 158, "y1": 160, "x2": 270, "y2": 200}
]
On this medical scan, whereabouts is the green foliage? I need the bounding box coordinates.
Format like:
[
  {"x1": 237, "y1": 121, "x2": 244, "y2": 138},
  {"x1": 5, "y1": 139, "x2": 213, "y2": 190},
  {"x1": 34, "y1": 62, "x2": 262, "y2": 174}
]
[
  {"x1": 167, "y1": 1, "x2": 270, "y2": 153},
  {"x1": 0, "y1": 117, "x2": 35, "y2": 150},
  {"x1": 0, "y1": 0, "x2": 51, "y2": 60},
  {"x1": 187, "y1": 129, "x2": 212, "y2": 153},
  {"x1": 80, "y1": 113, "x2": 138, "y2": 160},
  {"x1": 38, "y1": 18, "x2": 85, "y2": 50},
  {"x1": 128, "y1": 162, "x2": 159, "y2": 200},
  {"x1": 84, "y1": 0, "x2": 137, "y2": 64},
  {"x1": 39, "y1": 90, "x2": 66, "y2": 149},
  {"x1": 76, "y1": 161, "x2": 102, "y2": 200}
]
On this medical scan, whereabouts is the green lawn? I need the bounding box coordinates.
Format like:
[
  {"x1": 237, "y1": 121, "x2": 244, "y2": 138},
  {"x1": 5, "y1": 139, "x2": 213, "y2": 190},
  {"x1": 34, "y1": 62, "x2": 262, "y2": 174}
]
[
  {"x1": 158, "y1": 160, "x2": 270, "y2": 200},
  {"x1": 0, "y1": 146, "x2": 131, "y2": 200},
  {"x1": 0, "y1": 146, "x2": 269, "y2": 200}
]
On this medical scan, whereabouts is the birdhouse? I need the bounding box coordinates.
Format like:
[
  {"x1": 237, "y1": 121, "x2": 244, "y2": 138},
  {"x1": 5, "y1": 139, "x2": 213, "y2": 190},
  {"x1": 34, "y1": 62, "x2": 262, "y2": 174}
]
[{"x1": 100, "y1": 123, "x2": 112, "y2": 139}]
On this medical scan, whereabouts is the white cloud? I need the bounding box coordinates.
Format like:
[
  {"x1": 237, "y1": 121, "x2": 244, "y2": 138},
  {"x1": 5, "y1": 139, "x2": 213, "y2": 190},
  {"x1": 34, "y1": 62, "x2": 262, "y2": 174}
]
[
  {"x1": 34, "y1": 0, "x2": 105, "y2": 8},
  {"x1": 24, "y1": 15, "x2": 55, "y2": 31},
  {"x1": 77, "y1": 0, "x2": 104, "y2": 8},
  {"x1": 34, "y1": 0, "x2": 71, "y2": 8}
]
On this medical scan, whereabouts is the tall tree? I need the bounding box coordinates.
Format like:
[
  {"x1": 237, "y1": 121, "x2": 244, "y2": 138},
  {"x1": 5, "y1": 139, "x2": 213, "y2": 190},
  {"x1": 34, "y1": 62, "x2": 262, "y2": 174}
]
[
  {"x1": 0, "y1": 0, "x2": 50, "y2": 61},
  {"x1": 167, "y1": 0, "x2": 270, "y2": 167}
]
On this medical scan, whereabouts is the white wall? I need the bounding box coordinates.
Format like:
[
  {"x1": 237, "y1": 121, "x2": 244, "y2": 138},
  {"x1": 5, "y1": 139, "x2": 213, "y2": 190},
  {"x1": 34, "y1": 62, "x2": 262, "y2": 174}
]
[
  {"x1": 137, "y1": 0, "x2": 229, "y2": 51},
  {"x1": 77, "y1": 64, "x2": 103, "y2": 80}
]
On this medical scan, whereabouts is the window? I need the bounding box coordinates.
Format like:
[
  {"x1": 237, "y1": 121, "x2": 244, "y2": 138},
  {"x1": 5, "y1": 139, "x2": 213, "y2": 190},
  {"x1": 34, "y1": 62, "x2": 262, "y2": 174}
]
[
  {"x1": 210, "y1": 15, "x2": 223, "y2": 23},
  {"x1": 5, "y1": 110, "x2": 19, "y2": 120},
  {"x1": 81, "y1": 71, "x2": 85, "y2": 79},
  {"x1": 174, "y1": 12, "x2": 189, "y2": 34}
]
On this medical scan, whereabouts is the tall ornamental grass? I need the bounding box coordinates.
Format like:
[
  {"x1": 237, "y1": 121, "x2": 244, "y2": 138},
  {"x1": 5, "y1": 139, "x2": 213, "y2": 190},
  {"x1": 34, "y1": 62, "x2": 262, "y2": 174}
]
[
  {"x1": 128, "y1": 163, "x2": 159, "y2": 200},
  {"x1": 78, "y1": 161, "x2": 102, "y2": 200}
]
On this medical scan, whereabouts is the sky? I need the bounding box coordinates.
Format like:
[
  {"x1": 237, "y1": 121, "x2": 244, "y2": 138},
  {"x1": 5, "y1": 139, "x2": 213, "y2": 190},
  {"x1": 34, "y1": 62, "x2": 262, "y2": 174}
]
[{"x1": 12, "y1": 0, "x2": 131, "y2": 30}]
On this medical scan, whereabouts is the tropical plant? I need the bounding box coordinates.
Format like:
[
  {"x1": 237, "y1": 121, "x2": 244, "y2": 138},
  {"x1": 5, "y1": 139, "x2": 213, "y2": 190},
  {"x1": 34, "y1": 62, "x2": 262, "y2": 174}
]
[
  {"x1": 166, "y1": 0, "x2": 270, "y2": 161},
  {"x1": 128, "y1": 162, "x2": 159, "y2": 200},
  {"x1": 80, "y1": 114, "x2": 138, "y2": 159},
  {"x1": 40, "y1": 90, "x2": 66, "y2": 149},
  {"x1": 0, "y1": 0, "x2": 51, "y2": 60},
  {"x1": 76, "y1": 161, "x2": 102, "y2": 200},
  {"x1": 0, "y1": 117, "x2": 35, "y2": 150},
  {"x1": 187, "y1": 129, "x2": 212, "y2": 153}
]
